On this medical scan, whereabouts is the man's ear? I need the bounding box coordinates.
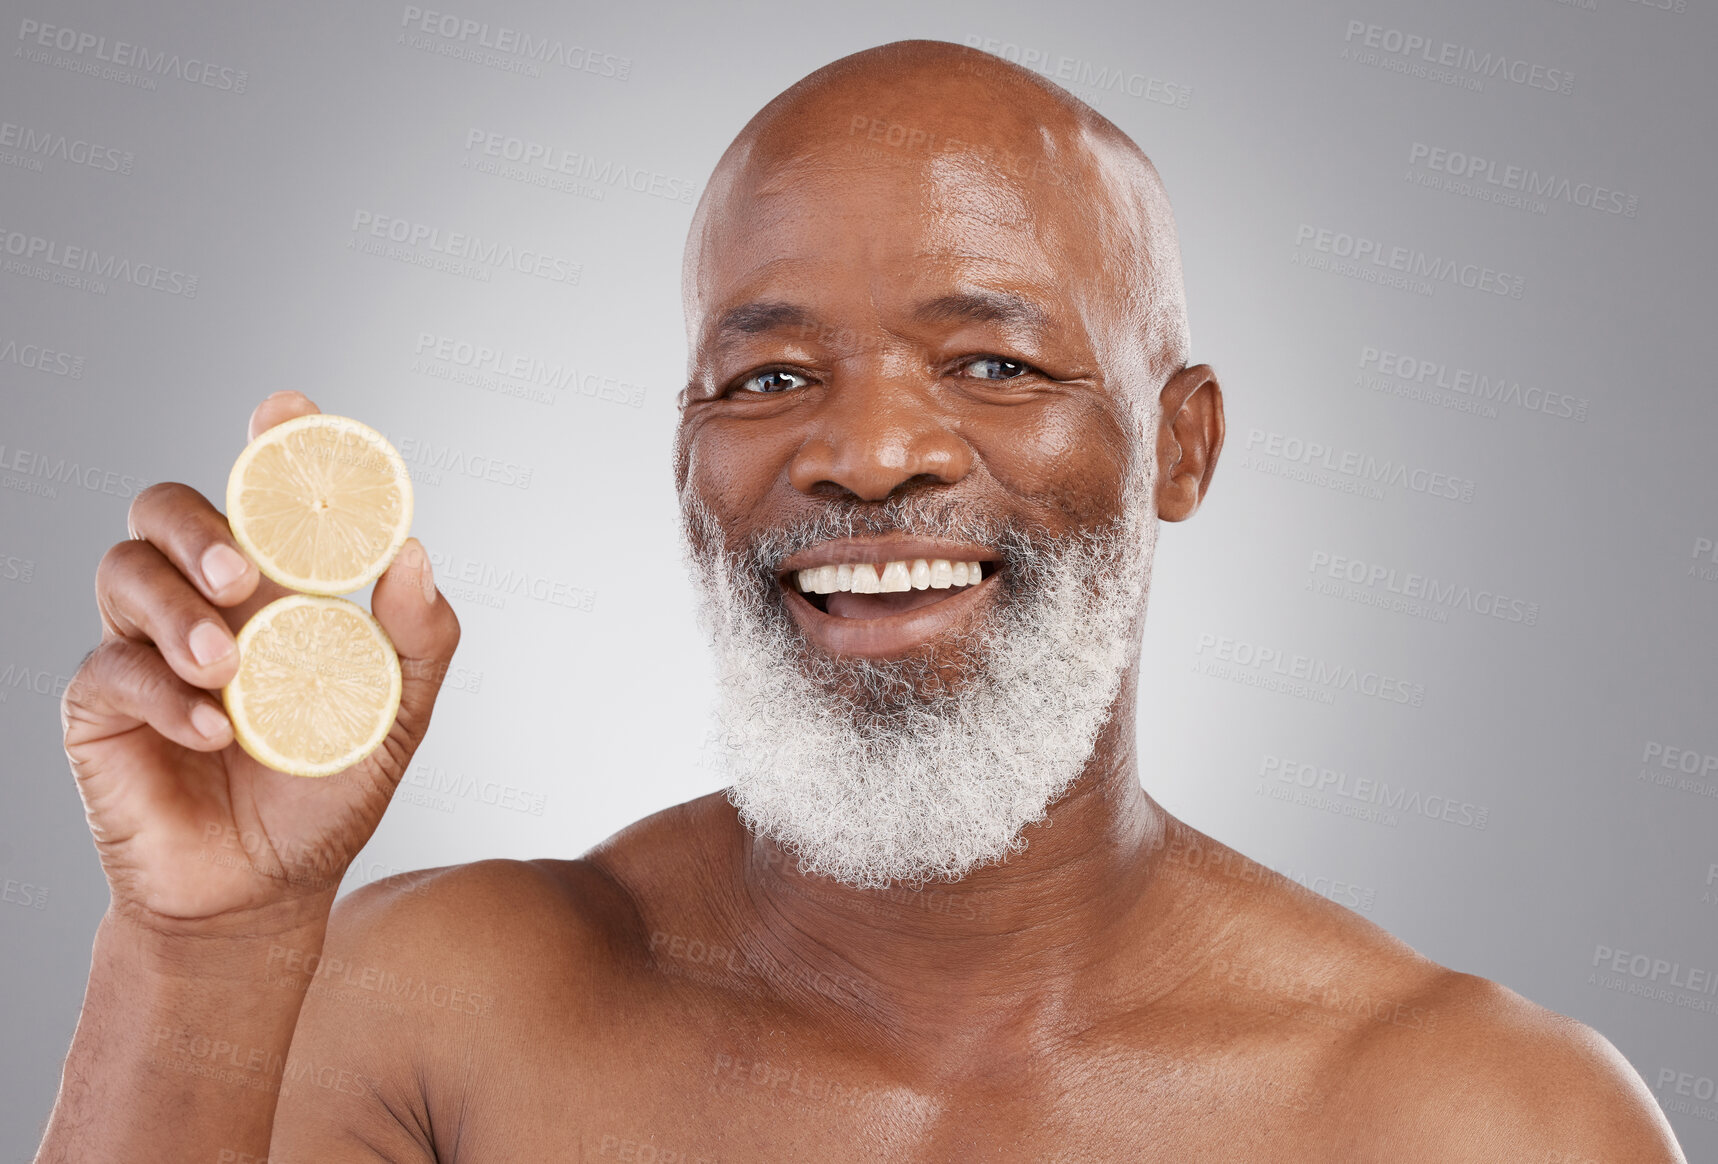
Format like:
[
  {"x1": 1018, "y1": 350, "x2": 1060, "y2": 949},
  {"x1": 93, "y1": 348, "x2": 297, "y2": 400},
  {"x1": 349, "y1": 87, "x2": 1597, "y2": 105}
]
[{"x1": 1154, "y1": 364, "x2": 1224, "y2": 522}]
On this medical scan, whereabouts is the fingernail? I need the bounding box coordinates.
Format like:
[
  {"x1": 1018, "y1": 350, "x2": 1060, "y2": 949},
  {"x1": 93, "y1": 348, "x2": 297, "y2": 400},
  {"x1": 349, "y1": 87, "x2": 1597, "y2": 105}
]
[
  {"x1": 201, "y1": 544, "x2": 249, "y2": 593},
  {"x1": 403, "y1": 538, "x2": 436, "y2": 605},
  {"x1": 191, "y1": 702, "x2": 230, "y2": 741},
  {"x1": 188, "y1": 620, "x2": 234, "y2": 666}
]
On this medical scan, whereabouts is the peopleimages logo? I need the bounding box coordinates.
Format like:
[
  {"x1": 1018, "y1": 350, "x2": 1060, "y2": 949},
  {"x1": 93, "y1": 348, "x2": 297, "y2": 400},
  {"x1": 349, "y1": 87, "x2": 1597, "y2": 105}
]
[
  {"x1": 15, "y1": 18, "x2": 249, "y2": 92},
  {"x1": 1340, "y1": 20, "x2": 1573, "y2": 94},
  {"x1": 1244, "y1": 427, "x2": 1477, "y2": 504},
  {"x1": 1654, "y1": 1068, "x2": 1718, "y2": 1128},
  {"x1": 0, "y1": 661, "x2": 77, "y2": 702},
  {"x1": 462, "y1": 129, "x2": 697, "y2": 204},
  {"x1": 1642, "y1": 741, "x2": 1718, "y2": 781},
  {"x1": 1358, "y1": 346, "x2": 1588, "y2": 423},
  {"x1": 1407, "y1": 143, "x2": 1638, "y2": 218},
  {"x1": 0, "y1": 442, "x2": 148, "y2": 500},
  {"x1": 1259, "y1": 755, "x2": 1489, "y2": 830},
  {"x1": 0, "y1": 225, "x2": 198, "y2": 297},
  {"x1": 1591, "y1": 944, "x2": 1718, "y2": 999},
  {"x1": 0, "y1": 335, "x2": 85, "y2": 379},
  {"x1": 1293, "y1": 224, "x2": 1525, "y2": 299},
  {"x1": 1690, "y1": 537, "x2": 1718, "y2": 583},
  {"x1": 960, "y1": 34, "x2": 1192, "y2": 108},
  {"x1": 1633, "y1": 740, "x2": 1718, "y2": 804},
  {"x1": 386, "y1": 432, "x2": 534, "y2": 490},
  {"x1": 349, "y1": 211, "x2": 581, "y2": 285},
  {"x1": 1307, "y1": 550, "x2": 1540, "y2": 627},
  {"x1": 0, "y1": 118, "x2": 134, "y2": 174},
  {"x1": 412, "y1": 333, "x2": 648, "y2": 409},
  {"x1": 1196, "y1": 633, "x2": 1427, "y2": 707},
  {"x1": 398, "y1": 7, "x2": 630, "y2": 80}
]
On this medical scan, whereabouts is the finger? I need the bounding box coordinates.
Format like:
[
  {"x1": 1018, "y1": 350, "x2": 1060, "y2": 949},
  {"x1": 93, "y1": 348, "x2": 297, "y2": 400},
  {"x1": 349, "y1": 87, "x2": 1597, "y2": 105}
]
[
  {"x1": 368, "y1": 538, "x2": 461, "y2": 769},
  {"x1": 62, "y1": 638, "x2": 234, "y2": 753},
  {"x1": 127, "y1": 482, "x2": 261, "y2": 607},
  {"x1": 248, "y1": 389, "x2": 320, "y2": 442},
  {"x1": 95, "y1": 539, "x2": 242, "y2": 689}
]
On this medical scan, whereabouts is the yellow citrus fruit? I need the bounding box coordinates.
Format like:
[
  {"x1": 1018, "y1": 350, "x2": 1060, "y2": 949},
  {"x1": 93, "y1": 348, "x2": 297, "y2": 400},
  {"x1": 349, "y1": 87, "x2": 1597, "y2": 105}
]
[
  {"x1": 226, "y1": 414, "x2": 413, "y2": 595},
  {"x1": 223, "y1": 595, "x2": 403, "y2": 778}
]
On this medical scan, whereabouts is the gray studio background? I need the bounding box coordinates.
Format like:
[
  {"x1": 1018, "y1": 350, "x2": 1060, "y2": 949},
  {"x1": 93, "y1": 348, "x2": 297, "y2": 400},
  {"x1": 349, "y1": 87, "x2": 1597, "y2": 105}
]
[{"x1": 3, "y1": 0, "x2": 1716, "y2": 1156}]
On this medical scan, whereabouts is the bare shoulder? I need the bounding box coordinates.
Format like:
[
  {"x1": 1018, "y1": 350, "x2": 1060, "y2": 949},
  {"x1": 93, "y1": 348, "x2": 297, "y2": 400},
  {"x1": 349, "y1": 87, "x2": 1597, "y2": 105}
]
[
  {"x1": 323, "y1": 790, "x2": 737, "y2": 969},
  {"x1": 330, "y1": 853, "x2": 632, "y2": 963},
  {"x1": 1330, "y1": 970, "x2": 1685, "y2": 1162},
  {"x1": 270, "y1": 855, "x2": 642, "y2": 1158},
  {"x1": 267, "y1": 791, "x2": 736, "y2": 1160},
  {"x1": 269, "y1": 795, "x2": 737, "y2": 1160},
  {"x1": 1161, "y1": 827, "x2": 1683, "y2": 1161},
  {"x1": 1244, "y1": 900, "x2": 1689, "y2": 1164}
]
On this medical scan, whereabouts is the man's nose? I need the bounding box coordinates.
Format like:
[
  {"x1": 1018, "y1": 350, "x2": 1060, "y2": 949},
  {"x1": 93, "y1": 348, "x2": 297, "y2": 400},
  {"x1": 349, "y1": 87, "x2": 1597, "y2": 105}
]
[{"x1": 785, "y1": 377, "x2": 974, "y2": 501}]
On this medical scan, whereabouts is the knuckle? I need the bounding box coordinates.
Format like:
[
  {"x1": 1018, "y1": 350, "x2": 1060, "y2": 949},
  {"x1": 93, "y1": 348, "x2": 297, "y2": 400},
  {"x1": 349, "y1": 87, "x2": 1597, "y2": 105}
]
[
  {"x1": 97, "y1": 537, "x2": 148, "y2": 582},
  {"x1": 117, "y1": 647, "x2": 172, "y2": 706},
  {"x1": 62, "y1": 640, "x2": 126, "y2": 715},
  {"x1": 97, "y1": 540, "x2": 196, "y2": 622},
  {"x1": 94, "y1": 542, "x2": 154, "y2": 616},
  {"x1": 168, "y1": 494, "x2": 218, "y2": 546},
  {"x1": 128, "y1": 481, "x2": 186, "y2": 529},
  {"x1": 60, "y1": 652, "x2": 101, "y2": 716},
  {"x1": 129, "y1": 481, "x2": 212, "y2": 546}
]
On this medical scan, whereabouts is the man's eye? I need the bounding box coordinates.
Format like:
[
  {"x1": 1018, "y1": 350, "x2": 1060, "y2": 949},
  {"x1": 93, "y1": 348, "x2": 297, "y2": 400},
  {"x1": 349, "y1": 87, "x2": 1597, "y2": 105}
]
[
  {"x1": 734, "y1": 369, "x2": 810, "y2": 395},
  {"x1": 963, "y1": 356, "x2": 1032, "y2": 381}
]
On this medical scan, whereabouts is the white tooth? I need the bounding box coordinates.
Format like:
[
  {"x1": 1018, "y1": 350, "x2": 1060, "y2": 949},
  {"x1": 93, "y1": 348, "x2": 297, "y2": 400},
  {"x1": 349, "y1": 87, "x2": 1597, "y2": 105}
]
[
  {"x1": 929, "y1": 559, "x2": 953, "y2": 589},
  {"x1": 835, "y1": 563, "x2": 854, "y2": 592},
  {"x1": 813, "y1": 564, "x2": 838, "y2": 594},
  {"x1": 967, "y1": 561, "x2": 984, "y2": 584},
  {"x1": 851, "y1": 563, "x2": 881, "y2": 594},
  {"x1": 879, "y1": 560, "x2": 911, "y2": 593},
  {"x1": 950, "y1": 561, "x2": 969, "y2": 586},
  {"x1": 909, "y1": 559, "x2": 930, "y2": 590}
]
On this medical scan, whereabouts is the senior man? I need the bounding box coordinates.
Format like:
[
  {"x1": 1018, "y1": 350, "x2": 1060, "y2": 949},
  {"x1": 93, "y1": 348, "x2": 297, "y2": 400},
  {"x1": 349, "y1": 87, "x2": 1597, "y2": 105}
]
[{"x1": 37, "y1": 39, "x2": 1681, "y2": 1163}]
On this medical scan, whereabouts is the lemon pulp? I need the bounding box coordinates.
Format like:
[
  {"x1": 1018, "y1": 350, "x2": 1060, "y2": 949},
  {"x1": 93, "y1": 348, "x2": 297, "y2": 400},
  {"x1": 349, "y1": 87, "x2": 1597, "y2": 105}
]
[
  {"x1": 226, "y1": 414, "x2": 413, "y2": 595},
  {"x1": 223, "y1": 594, "x2": 403, "y2": 778}
]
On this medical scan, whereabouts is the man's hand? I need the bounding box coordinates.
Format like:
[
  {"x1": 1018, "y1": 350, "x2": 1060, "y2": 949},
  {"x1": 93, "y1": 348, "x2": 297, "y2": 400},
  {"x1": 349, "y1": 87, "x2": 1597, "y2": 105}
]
[
  {"x1": 35, "y1": 391, "x2": 461, "y2": 1163},
  {"x1": 61, "y1": 389, "x2": 461, "y2": 934}
]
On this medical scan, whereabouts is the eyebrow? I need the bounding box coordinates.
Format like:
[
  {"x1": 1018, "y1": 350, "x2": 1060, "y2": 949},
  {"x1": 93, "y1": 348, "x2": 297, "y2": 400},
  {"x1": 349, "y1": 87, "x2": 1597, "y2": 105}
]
[
  {"x1": 709, "y1": 290, "x2": 1055, "y2": 349},
  {"x1": 712, "y1": 301, "x2": 816, "y2": 340},
  {"x1": 912, "y1": 290, "x2": 1053, "y2": 333}
]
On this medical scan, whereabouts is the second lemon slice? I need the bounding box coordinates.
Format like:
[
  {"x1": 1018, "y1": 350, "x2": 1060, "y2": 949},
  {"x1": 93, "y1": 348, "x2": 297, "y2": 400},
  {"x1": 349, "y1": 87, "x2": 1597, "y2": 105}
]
[
  {"x1": 226, "y1": 413, "x2": 413, "y2": 595},
  {"x1": 223, "y1": 594, "x2": 403, "y2": 778}
]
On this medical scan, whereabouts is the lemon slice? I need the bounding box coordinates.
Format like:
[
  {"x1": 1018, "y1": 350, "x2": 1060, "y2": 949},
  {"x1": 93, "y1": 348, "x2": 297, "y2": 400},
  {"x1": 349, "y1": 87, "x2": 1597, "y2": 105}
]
[
  {"x1": 223, "y1": 595, "x2": 403, "y2": 778},
  {"x1": 226, "y1": 414, "x2": 413, "y2": 595}
]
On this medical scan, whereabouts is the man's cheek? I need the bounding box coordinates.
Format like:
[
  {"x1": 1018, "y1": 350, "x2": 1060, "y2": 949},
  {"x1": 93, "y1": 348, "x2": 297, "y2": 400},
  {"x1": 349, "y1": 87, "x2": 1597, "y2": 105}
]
[
  {"x1": 681, "y1": 421, "x2": 795, "y2": 529},
  {"x1": 969, "y1": 407, "x2": 1137, "y2": 526}
]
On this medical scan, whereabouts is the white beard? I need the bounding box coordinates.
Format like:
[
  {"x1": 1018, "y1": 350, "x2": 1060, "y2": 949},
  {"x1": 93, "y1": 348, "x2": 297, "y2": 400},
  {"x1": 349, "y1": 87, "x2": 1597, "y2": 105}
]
[{"x1": 680, "y1": 464, "x2": 1156, "y2": 891}]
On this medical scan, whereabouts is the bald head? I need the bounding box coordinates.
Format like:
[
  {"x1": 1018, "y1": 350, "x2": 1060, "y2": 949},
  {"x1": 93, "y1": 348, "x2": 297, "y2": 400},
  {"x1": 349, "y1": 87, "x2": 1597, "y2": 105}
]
[{"x1": 682, "y1": 39, "x2": 1190, "y2": 392}]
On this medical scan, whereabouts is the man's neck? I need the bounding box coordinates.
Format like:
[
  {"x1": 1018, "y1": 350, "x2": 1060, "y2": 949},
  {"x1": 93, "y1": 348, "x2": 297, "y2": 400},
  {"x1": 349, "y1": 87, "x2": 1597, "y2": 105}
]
[{"x1": 724, "y1": 679, "x2": 1186, "y2": 1061}]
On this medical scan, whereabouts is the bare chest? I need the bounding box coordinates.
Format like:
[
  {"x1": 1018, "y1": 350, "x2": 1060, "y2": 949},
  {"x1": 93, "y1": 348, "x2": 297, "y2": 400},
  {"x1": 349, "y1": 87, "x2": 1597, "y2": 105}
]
[{"x1": 431, "y1": 984, "x2": 1338, "y2": 1163}]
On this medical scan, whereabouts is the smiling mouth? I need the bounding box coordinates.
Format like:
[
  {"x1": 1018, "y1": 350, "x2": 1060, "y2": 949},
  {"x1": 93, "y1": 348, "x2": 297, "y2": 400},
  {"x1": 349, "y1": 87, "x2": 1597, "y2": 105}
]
[
  {"x1": 768, "y1": 537, "x2": 1004, "y2": 658},
  {"x1": 784, "y1": 557, "x2": 997, "y2": 619}
]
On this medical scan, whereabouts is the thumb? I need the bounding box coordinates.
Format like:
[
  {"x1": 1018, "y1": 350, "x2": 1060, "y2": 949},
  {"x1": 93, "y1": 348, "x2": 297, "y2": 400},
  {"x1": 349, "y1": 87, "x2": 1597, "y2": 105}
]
[{"x1": 370, "y1": 537, "x2": 461, "y2": 767}]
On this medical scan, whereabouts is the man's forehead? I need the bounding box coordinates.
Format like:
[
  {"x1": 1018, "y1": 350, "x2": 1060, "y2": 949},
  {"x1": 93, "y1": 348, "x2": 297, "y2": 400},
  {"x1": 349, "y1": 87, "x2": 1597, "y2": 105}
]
[
  {"x1": 689, "y1": 149, "x2": 1102, "y2": 341},
  {"x1": 679, "y1": 40, "x2": 1189, "y2": 377},
  {"x1": 701, "y1": 147, "x2": 1043, "y2": 263}
]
